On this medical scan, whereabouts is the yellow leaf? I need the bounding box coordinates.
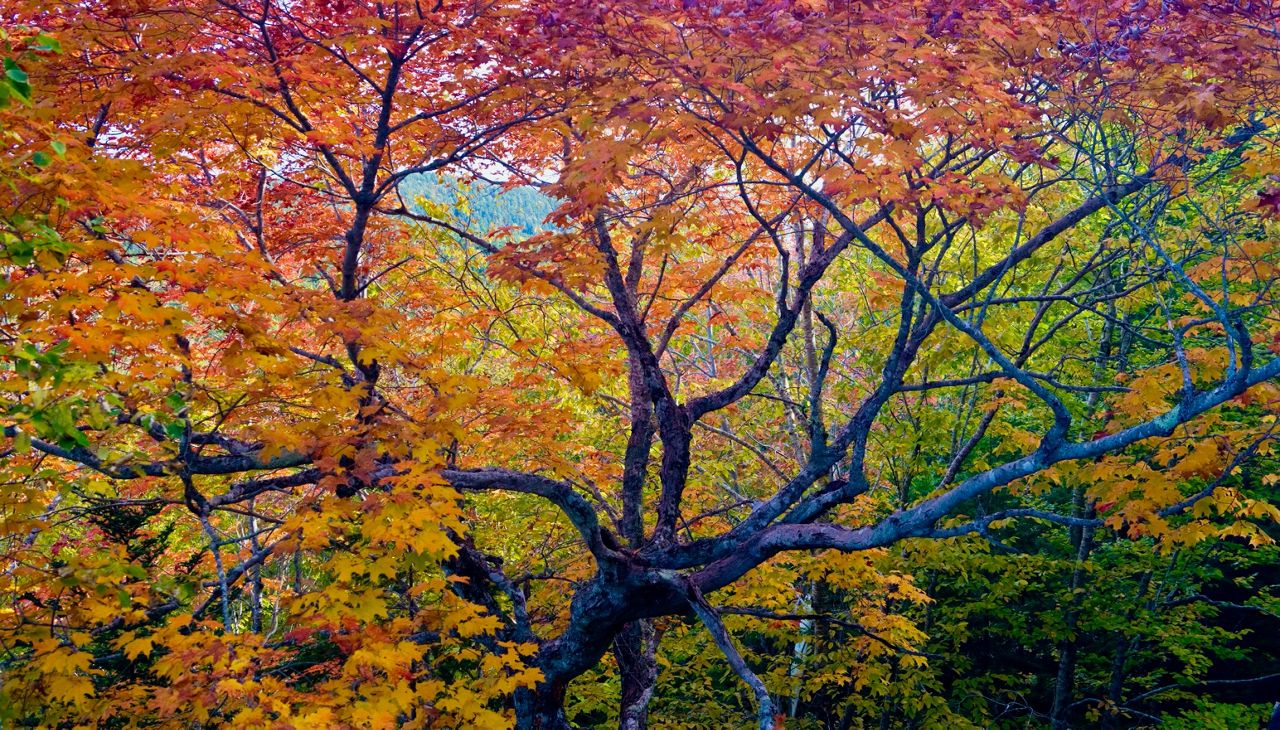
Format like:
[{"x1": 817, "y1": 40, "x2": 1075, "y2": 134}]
[{"x1": 123, "y1": 635, "x2": 154, "y2": 660}]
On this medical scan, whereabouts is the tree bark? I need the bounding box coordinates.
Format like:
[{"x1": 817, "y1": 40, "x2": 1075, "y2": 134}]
[
  {"x1": 614, "y1": 619, "x2": 661, "y2": 730},
  {"x1": 513, "y1": 572, "x2": 686, "y2": 729},
  {"x1": 515, "y1": 681, "x2": 573, "y2": 730}
]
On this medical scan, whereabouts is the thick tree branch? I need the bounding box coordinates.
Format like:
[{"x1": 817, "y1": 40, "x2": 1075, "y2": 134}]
[{"x1": 442, "y1": 468, "x2": 618, "y2": 563}]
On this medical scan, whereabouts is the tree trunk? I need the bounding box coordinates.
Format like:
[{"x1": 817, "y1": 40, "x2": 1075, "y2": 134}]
[
  {"x1": 515, "y1": 682, "x2": 573, "y2": 730},
  {"x1": 513, "y1": 574, "x2": 683, "y2": 729},
  {"x1": 614, "y1": 619, "x2": 661, "y2": 730},
  {"x1": 248, "y1": 500, "x2": 263, "y2": 634},
  {"x1": 1102, "y1": 570, "x2": 1153, "y2": 730},
  {"x1": 1050, "y1": 639, "x2": 1079, "y2": 730},
  {"x1": 1050, "y1": 490, "x2": 1096, "y2": 730}
]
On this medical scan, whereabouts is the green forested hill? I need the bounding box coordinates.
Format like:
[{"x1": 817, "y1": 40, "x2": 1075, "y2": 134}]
[{"x1": 399, "y1": 174, "x2": 555, "y2": 238}]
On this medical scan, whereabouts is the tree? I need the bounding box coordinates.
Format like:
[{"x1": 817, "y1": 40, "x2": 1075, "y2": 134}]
[{"x1": 3, "y1": 0, "x2": 1280, "y2": 727}]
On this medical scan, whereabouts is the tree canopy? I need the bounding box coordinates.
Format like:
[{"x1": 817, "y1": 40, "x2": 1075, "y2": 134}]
[{"x1": 2, "y1": 0, "x2": 1280, "y2": 727}]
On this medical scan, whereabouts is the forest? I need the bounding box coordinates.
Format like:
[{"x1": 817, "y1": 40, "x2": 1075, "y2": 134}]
[{"x1": 1, "y1": 0, "x2": 1280, "y2": 727}]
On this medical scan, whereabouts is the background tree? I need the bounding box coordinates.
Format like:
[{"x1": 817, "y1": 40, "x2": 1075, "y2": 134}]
[{"x1": 2, "y1": 0, "x2": 1280, "y2": 728}]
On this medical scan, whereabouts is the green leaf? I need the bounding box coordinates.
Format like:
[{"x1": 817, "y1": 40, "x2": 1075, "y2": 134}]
[
  {"x1": 6, "y1": 237, "x2": 34, "y2": 266},
  {"x1": 164, "y1": 391, "x2": 185, "y2": 411},
  {"x1": 50, "y1": 140, "x2": 65, "y2": 156},
  {"x1": 65, "y1": 428, "x2": 90, "y2": 449},
  {"x1": 31, "y1": 151, "x2": 50, "y2": 168},
  {"x1": 5, "y1": 79, "x2": 28, "y2": 104},
  {"x1": 31, "y1": 35, "x2": 61, "y2": 53}
]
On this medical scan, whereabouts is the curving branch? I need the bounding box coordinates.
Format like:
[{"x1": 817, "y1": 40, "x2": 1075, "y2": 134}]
[
  {"x1": 687, "y1": 352, "x2": 1280, "y2": 590},
  {"x1": 442, "y1": 468, "x2": 618, "y2": 563},
  {"x1": 685, "y1": 580, "x2": 777, "y2": 730}
]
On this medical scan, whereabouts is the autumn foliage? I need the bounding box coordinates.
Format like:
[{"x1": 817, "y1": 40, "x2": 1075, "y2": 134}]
[{"x1": 2, "y1": 0, "x2": 1280, "y2": 727}]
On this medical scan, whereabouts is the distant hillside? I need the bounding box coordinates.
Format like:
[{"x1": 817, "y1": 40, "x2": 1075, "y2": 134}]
[{"x1": 399, "y1": 175, "x2": 556, "y2": 239}]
